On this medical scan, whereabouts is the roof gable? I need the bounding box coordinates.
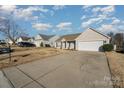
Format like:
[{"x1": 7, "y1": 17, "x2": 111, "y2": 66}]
[
  {"x1": 39, "y1": 34, "x2": 55, "y2": 41},
  {"x1": 89, "y1": 28, "x2": 110, "y2": 39},
  {"x1": 76, "y1": 28, "x2": 110, "y2": 41},
  {"x1": 20, "y1": 36, "x2": 31, "y2": 41}
]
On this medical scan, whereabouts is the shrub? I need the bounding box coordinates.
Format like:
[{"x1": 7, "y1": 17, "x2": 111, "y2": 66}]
[{"x1": 102, "y1": 44, "x2": 113, "y2": 51}]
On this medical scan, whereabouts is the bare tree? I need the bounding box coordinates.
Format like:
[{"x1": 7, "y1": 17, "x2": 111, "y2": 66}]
[
  {"x1": 107, "y1": 32, "x2": 114, "y2": 38},
  {"x1": 107, "y1": 32, "x2": 114, "y2": 44},
  {"x1": 0, "y1": 17, "x2": 25, "y2": 44},
  {"x1": 114, "y1": 33, "x2": 124, "y2": 50}
]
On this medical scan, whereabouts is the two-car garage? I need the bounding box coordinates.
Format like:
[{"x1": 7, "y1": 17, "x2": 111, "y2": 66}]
[
  {"x1": 75, "y1": 28, "x2": 110, "y2": 51},
  {"x1": 77, "y1": 41, "x2": 104, "y2": 51}
]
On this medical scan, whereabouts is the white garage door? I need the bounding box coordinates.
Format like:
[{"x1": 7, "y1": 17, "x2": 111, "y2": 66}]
[{"x1": 78, "y1": 41, "x2": 103, "y2": 51}]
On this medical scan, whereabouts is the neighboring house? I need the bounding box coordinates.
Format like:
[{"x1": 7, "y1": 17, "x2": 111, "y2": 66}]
[
  {"x1": 34, "y1": 34, "x2": 59, "y2": 47},
  {"x1": 28, "y1": 37, "x2": 35, "y2": 43},
  {"x1": 16, "y1": 36, "x2": 31, "y2": 43},
  {"x1": 55, "y1": 33, "x2": 80, "y2": 49},
  {"x1": 0, "y1": 40, "x2": 6, "y2": 46},
  {"x1": 6, "y1": 39, "x2": 13, "y2": 45},
  {"x1": 0, "y1": 40, "x2": 6, "y2": 44},
  {"x1": 55, "y1": 28, "x2": 110, "y2": 51},
  {"x1": 113, "y1": 33, "x2": 124, "y2": 51},
  {"x1": 49, "y1": 35, "x2": 60, "y2": 47}
]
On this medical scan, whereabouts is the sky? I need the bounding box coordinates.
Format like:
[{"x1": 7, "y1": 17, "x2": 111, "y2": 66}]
[{"x1": 0, "y1": 5, "x2": 124, "y2": 39}]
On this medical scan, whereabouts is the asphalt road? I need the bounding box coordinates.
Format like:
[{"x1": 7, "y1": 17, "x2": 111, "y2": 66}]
[{"x1": 2, "y1": 51, "x2": 113, "y2": 88}]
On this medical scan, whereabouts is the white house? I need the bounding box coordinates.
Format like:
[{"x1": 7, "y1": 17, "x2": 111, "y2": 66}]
[
  {"x1": 6, "y1": 39, "x2": 13, "y2": 45},
  {"x1": 49, "y1": 35, "x2": 60, "y2": 47},
  {"x1": 55, "y1": 28, "x2": 110, "y2": 51},
  {"x1": 16, "y1": 36, "x2": 31, "y2": 43},
  {"x1": 28, "y1": 37, "x2": 35, "y2": 43},
  {"x1": 34, "y1": 34, "x2": 60, "y2": 47}
]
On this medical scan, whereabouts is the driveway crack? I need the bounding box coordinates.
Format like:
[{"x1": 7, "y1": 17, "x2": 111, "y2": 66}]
[{"x1": 35, "y1": 64, "x2": 64, "y2": 80}]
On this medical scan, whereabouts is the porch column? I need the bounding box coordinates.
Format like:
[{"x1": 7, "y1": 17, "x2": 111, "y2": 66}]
[
  {"x1": 74, "y1": 41, "x2": 76, "y2": 50},
  {"x1": 68, "y1": 42, "x2": 70, "y2": 49},
  {"x1": 66, "y1": 41, "x2": 68, "y2": 49},
  {"x1": 61, "y1": 42, "x2": 62, "y2": 49},
  {"x1": 56, "y1": 42, "x2": 58, "y2": 47},
  {"x1": 65, "y1": 41, "x2": 66, "y2": 49}
]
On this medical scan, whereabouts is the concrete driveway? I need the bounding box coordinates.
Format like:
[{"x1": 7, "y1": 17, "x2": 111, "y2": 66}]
[{"x1": 2, "y1": 51, "x2": 113, "y2": 88}]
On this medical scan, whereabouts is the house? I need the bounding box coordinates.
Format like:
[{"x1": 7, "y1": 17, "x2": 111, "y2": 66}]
[
  {"x1": 0, "y1": 40, "x2": 6, "y2": 46},
  {"x1": 55, "y1": 28, "x2": 110, "y2": 51},
  {"x1": 49, "y1": 35, "x2": 60, "y2": 47},
  {"x1": 0, "y1": 40, "x2": 6, "y2": 44},
  {"x1": 5, "y1": 38, "x2": 14, "y2": 45},
  {"x1": 34, "y1": 34, "x2": 60, "y2": 47},
  {"x1": 113, "y1": 33, "x2": 124, "y2": 52},
  {"x1": 28, "y1": 37, "x2": 35, "y2": 43},
  {"x1": 55, "y1": 33, "x2": 80, "y2": 49},
  {"x1": 16, "y1": 36, "x2": 31, "y2": 43}
]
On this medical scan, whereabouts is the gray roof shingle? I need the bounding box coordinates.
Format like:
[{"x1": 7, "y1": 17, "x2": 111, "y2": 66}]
[
  {"x1": 39, "y1": 34, "x2": 55, "y2": 41},
  {"x1": 56, "y1": 33, "x2": 81, "y2": 42}
]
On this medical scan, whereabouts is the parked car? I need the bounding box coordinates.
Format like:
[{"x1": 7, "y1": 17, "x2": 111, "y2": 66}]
[
  {"x1": 17, "y1": 42, "x2": 36, "y2": 47},
  {"x1": 0, "y1": 47, "x2": 11, "y2": 54},
  {"x1": 0, "y1": 40, "x2": 7, "y2": 46}
]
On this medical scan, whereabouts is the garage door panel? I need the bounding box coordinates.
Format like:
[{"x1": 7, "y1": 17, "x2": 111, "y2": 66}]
[{"x1": 78, "y1": 41, "x2": 103, "y2": 51}]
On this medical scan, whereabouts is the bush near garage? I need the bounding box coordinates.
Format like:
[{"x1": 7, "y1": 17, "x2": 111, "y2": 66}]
[{"x1": 102, "y1": 44, "x2": 114, "y2": 51}]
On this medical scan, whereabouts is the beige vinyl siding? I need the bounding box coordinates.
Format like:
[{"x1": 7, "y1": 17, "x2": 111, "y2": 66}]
[{"x1": 76, "y1": 28, "x2": 110, "y2": 43}]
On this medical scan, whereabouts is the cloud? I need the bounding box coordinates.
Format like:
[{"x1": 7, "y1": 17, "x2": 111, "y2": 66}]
[
  {"x1": 14, "y1": 8, "x2": 38, "y2": 21},
  {"x1": 82, "y1": 5, "x2": 93, "y2": 9},
  {"x1": 50, "y1": 10, "x2": 55, "y2": 16},
  {"x1": 56, "y1": 22, "x2": 72, "y2": 31},
  {"x1": 13, "y1": 6, "x2": 48, "y2": 21},
  {"x1": 0, "y1": 16, "x2": 7, "y2": 30},
  {"x1": 98, "y1": 24, "x2": 114, "y2": 31},
  {"x1": 92, "y1": 6, "x2": 115, "y2": 14},
  {"x1": 81, "y1": 6, "x2": 116, "y2": 29},
  {"x1": 0, "y1": 5, "x2": 49, "y2": 21},
  {"x1": 98, "y1": 21, "x2": 124, "y2": 34},
  {"x1": 81, "y1": 15, "x2": 86, "y2": 20},
  {"x1": 101, "y1": 6, "x2": 115, "y2": 14},
  {"x1": 97, "y1": 16, "x2": 123, "y2": 33},
  {"x1": 81, "y1": 14, "x2": 107, "y2": 28},
  {"x1": 0, "y1": 5, "x2": 17, "y2": 16},
  {"x1": 0, "y1": 16, "x2": 6, "y2": 20},
  {"x1": 118, "y1": 25, "x2": 124, "y2": 31},
  {"x1": 53, "y1": 5, "x2": 65, "y2": 11},
  {"x1": 0, "y1": 5, "x2": 16, "y2": 12},
  {"x1": 81, "y1": 17, "x2": 100, "y2": 28},
  {"x1": 82, "y1": 5, "x2": 94, "y2": 12},
  {"x1": 32, "y1": 23, "x2": 52, "y2": 31},
  {"x1": 111, "y1": 18, "x2": 121, "y2": 25},
  {"x1": 92, "y1": 7, "x2": 101, "y2": 13}
]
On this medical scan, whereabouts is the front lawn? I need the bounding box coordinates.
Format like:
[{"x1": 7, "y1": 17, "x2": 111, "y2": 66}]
[
  {"x1": 106, "y1": 51, "x2": 124, "y2": 87},
  {"x1": 0, "y1": 47, "x2": 65, "y2": 69}
]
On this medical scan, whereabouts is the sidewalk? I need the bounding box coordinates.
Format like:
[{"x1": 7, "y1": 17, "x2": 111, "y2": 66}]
[{"x1": 0, "y1": 70, "x2": 13, "y2": 88}]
